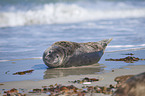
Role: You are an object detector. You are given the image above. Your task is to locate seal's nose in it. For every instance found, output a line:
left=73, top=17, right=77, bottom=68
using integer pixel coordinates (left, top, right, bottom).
left=45, top=55, right=50, bottom=60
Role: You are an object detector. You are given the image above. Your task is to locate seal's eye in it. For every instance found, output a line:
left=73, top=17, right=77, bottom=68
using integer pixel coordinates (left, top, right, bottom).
left=49, top=51, right=51, bottom=53
left=56, top=56, right=59, bottom=58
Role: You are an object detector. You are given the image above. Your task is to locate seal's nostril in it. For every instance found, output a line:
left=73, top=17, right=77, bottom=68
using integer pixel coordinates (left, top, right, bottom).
left=45, top=56, right=48, bottom=60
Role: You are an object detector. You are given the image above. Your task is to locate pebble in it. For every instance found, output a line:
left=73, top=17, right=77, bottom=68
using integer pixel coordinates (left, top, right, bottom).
left=83, top=82, right=92, bottom=85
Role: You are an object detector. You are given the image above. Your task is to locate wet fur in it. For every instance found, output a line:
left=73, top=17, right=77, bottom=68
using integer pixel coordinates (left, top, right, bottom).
left=43, top=39, right=112, bottom=68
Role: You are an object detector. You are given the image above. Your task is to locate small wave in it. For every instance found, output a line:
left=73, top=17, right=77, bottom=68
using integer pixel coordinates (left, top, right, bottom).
left=0, top=57, right=42, bottom=62
left=0, top=49, right=36, bottom=53
left=0, top=60, right=10, bottom=62
left=108, top=44, right=145, bottom=48
left=106, top=44, right=145, bottom=53
left=106, top=47, right=145, bottom=53
left=0, top=3, right=145, bottom=27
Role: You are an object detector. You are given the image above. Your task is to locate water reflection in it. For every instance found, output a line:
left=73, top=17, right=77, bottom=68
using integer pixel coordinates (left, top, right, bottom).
left=43, top=63, right=105, bottom=79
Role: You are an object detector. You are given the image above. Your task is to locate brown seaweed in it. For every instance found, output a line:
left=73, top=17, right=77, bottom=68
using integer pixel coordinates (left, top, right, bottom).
left=13, top=70, right=34, bottom=75
left=122, top=53, right=134, bottom=55
left=28, top=84, right=116, bottom=95
left=68, top=77, right=99, bottom=84
left=2, top=83, right=117, bottom=95
left=0, top=83, right=4, bottom=85
left=3, top=88, right=26, bottom=96
left=105, top=56, right=144, bottom=63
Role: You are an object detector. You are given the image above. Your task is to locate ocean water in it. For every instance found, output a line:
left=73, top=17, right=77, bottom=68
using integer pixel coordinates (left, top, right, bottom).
left=0, top=0, right=145, bottom=82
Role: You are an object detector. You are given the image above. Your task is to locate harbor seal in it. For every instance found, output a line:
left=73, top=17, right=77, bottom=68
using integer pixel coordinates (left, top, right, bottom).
left=43, top=38, right=112, bottom=68
left=113, top=72, right=145, bottom=96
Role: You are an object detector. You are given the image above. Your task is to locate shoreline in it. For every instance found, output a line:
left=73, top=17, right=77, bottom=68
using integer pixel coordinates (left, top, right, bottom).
left=0, top=65, right=145, bottom=95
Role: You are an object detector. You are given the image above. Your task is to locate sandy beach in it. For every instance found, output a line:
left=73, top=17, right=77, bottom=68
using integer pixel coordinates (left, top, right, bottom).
left=0, top=65, right=145, bottom=96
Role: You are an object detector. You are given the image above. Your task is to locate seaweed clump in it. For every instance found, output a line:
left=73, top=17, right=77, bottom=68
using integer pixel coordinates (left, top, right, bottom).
left=105, top=56, right=144, bottom=63
left=1, top=84, right=116, bottom=96
left=29, top=84, right=116, bottom=95
left=13, top=70, right=34, bottom=75
left=2, top=88, right=26, bottom=96
left=68, top=77, right=100, bottom=84
left=122, top=53, right=134, bottom=55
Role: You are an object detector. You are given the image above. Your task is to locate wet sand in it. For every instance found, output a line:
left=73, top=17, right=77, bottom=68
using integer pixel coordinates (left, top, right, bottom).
left=0, top=65, right=145, bottom=96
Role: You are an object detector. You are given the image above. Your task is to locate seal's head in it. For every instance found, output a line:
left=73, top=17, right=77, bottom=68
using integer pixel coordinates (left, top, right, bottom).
left=43, top=46, right=64, bottom=68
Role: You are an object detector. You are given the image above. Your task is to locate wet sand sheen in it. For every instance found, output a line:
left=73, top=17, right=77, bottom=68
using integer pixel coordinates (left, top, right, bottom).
left=0, top=65, right=145, bottom=96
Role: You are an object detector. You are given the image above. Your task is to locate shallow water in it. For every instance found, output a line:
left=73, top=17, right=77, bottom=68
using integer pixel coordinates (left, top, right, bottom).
left=0, top=49, right=145, bottom=82
left=0, top=0, right=145, bottom=82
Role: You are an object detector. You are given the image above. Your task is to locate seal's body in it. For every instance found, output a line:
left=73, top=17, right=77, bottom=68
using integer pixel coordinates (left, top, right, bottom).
left=43, top=39, right=112, bottom=68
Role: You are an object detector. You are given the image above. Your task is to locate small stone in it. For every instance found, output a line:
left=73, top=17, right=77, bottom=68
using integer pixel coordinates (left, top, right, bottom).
left=83, top=82, right=91, bottom=85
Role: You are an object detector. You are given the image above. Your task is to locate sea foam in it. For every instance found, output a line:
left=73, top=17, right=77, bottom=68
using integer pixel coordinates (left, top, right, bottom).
left=106, top=44, right=145, bottom=52
left=0, top=3, right=145, bottom=27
